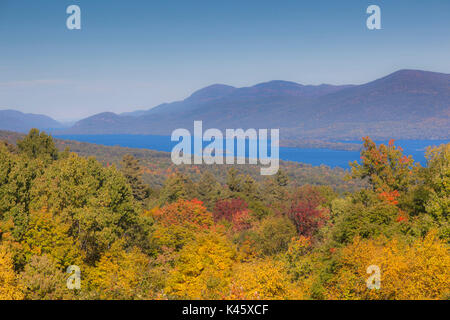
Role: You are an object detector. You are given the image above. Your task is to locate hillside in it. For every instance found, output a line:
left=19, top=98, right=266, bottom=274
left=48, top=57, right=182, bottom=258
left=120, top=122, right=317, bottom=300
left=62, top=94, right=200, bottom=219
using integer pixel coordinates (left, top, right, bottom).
left=0, top=129, right=448, bottom=301
left=0, top=129, right=361, bottom=191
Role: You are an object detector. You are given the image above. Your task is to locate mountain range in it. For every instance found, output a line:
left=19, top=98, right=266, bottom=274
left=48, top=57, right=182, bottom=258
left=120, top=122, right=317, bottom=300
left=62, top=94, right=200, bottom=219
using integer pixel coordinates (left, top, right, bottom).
left=1, top=70, right=449, bottom=140
left=0, top=110, right=64, bottom=133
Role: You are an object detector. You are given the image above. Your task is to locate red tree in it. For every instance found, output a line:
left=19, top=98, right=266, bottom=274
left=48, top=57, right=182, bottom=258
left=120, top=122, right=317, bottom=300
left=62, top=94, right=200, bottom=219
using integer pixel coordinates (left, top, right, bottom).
left=213, top=198, right=251, bottom=231
left=213, top=198, right=248, bottom=222
left=286, top=185, right=328, bottom=237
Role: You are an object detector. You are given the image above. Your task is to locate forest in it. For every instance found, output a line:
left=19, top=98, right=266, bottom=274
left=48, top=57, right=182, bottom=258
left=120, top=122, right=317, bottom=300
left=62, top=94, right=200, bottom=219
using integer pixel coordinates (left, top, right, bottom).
left=0, top=129, right=448, bottom=300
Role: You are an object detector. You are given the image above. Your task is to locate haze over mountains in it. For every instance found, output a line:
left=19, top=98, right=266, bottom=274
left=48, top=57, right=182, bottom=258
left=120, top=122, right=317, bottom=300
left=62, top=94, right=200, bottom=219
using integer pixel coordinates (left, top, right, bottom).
left=0, top=110, right=64, bottom=133
left=2, top=70, right=449, bottom=140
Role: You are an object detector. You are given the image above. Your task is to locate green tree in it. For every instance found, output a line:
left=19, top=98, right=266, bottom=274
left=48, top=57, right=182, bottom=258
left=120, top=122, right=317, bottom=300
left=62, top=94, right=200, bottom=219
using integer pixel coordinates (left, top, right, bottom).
left=120, top=154, right=150, bottom=202
left=17, top=129, right=58, bottom=162
left=0, top=145, right=46, bottom=241
left=251, top=216, right=297, bottom=256
left=226, top=168, right=243, bottom=194
left=241, top=175, right=259, bottom=200
left=159, top=172, right=196, bottom=205
left=275, top=169, right=289, bottom=187
left=30, top=153, right=140, bottom=264
left=196, top=171, right=221, bottom=210
left=330, top=190, right=402, bottom=244
left=423, top=144, right=449, bottom=223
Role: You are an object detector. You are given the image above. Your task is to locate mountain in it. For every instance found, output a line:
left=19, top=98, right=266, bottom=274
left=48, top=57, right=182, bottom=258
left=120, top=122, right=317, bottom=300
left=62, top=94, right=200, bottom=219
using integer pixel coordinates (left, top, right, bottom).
left=0, top=110, right=63, bottom=133
left=32, top=70, right=450, bottom=139
left=121, top=84, right=237, bottom=118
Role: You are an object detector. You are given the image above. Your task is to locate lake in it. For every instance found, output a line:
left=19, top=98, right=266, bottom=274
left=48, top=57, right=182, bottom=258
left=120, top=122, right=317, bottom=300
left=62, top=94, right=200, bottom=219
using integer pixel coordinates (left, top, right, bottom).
left=54, top=135, right=449, bottom=168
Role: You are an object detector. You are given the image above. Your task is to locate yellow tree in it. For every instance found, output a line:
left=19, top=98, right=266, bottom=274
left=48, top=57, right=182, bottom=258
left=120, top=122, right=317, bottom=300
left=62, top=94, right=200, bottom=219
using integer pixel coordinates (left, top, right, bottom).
left=325, top=230, right=450, bottom=300
left=21, top=208, right=82, bottom=269
left=87, top=241, right=152, bottom=300
left=227, top=258, right=302, bottom=300
left=165, top=231, right=236, bottom=299
left=0, top=244, right=23, bottom=300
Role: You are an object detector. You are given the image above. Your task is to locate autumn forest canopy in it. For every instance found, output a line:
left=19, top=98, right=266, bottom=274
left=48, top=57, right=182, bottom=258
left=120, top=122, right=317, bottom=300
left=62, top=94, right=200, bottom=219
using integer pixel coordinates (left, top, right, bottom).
left=0, top=129, right=449, bottom=300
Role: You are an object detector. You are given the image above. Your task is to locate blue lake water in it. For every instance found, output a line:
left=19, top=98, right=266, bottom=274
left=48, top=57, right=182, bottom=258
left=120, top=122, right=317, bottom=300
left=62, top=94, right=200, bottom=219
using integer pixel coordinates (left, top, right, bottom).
left=54, top=135, right=449, bottom=169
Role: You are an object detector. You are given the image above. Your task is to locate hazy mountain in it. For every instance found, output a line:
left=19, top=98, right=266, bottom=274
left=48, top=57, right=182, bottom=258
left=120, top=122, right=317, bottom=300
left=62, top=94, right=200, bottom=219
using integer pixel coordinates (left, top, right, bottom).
left=0, top=110, right=63, bottom=133
left=24, top=70, right=450, bottom=139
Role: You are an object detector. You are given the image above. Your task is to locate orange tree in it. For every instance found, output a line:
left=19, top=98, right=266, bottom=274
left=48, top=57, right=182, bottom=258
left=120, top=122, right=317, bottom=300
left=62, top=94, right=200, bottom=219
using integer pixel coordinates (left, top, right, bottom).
left=151, top=199, right=214, bottom=250
left=349, top=137, right=417, bottom=196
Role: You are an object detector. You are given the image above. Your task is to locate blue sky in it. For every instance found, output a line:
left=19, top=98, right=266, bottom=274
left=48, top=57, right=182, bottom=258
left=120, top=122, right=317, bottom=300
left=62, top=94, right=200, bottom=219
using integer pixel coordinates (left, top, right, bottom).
left=0, top=0, right=449, bottom=121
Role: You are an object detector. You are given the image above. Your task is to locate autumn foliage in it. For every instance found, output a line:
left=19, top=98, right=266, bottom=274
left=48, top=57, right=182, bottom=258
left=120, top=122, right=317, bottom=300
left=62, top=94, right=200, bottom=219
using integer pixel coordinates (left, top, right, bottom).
left=213, top=198, right=252, bottom=231
left=286, top=185, right=329, bottom=237
left=0, top=130, right=449, bottom=300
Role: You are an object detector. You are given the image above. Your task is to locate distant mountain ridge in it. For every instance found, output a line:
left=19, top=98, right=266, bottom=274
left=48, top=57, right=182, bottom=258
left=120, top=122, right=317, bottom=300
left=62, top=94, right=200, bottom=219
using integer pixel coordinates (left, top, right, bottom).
left=0, top=110, right=63, bottom=133
left=64, top=69, right=450, bottom=140
left=2, top=69, right=449, bottom=140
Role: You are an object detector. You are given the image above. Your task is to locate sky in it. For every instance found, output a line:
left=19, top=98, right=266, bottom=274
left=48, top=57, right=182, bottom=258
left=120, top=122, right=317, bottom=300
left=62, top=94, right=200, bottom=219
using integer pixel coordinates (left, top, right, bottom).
left=0, top=0, right=449, bottom=121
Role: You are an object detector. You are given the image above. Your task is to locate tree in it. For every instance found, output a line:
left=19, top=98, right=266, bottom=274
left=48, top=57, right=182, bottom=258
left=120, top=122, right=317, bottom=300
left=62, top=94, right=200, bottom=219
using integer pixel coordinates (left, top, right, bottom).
left=349, top=137, right=416, bottom=194
left=17, top=129, right=58, bottom=161
left=165, top=232, right=236, bottom=299
left=213, top=198, right=248, bottom=223
left=423, top=144, right=449, bottom=224
left=227, top=258, right=301, bottom=300
left=325, top=230, right=450, bottom=300
left=0, top=146, right=46, bottom=241
left=29, top=153, right=140, bottom=264
left=21, top=208, right=82, bottom=269
left=260, top=175, right=288, bottom=214
left=152, top=199, right=213, bottom=250
left=19, top=255, right=74, bottom=300
left=196, top=171, right=221, bottom=210
left=120, top=154, right=150, bottom=202
left=283, top=236, right=318, bottom=294
left=275, top=169, right=289, bottom=187
left=159, top=173, right=196, bottom=205
left=250, top=216, right=297, bottom=256
left=330, top=190, right=401, bottom=244
left=241, top=175, right=259, bottom=200
left=0, top=141, right=17, bottom=154
left=87, top=241, right=152, bottom=300
left=226, top=168, right=243, bottom=194
left=0, top=244, right=23, bottom=300
left=286, top=185, right=329, bottom=237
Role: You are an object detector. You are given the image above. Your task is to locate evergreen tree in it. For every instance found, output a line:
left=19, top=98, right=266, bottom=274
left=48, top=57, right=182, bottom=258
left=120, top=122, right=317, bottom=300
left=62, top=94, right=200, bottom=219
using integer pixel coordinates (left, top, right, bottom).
left=242, top=175, right=258, bottom=200
left=226, top=168, right=243, bottom=194
left=120, top=154, right=150, bottom=202
left=197, top=171, right=221, bottom=210
left=17, top=129, right=58, bottom=161
left=275, top=169, right=289, bottom=187
left=159, top=172, right=196, bottom=205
